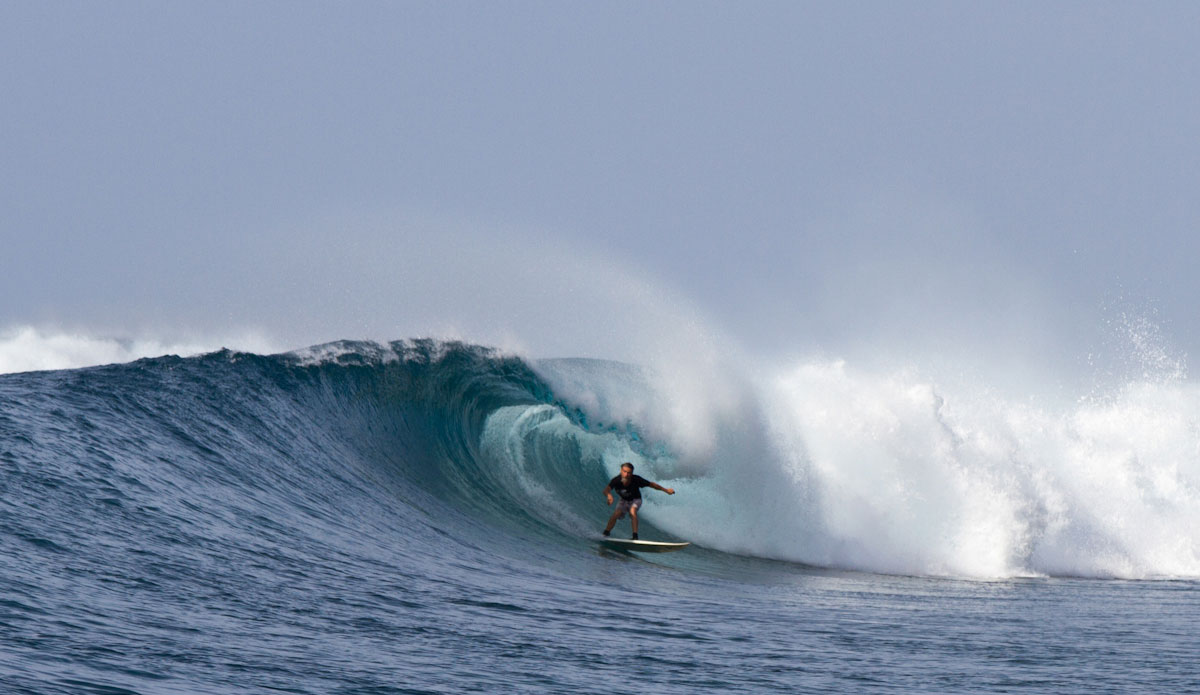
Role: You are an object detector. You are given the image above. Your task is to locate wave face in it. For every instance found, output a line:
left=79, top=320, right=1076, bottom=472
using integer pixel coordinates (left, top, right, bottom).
left=4, top=339, right=1200, bottom=589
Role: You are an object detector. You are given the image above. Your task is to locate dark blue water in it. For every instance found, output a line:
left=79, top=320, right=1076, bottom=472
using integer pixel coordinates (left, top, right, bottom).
left=1, top=341, right=1196, bottom=693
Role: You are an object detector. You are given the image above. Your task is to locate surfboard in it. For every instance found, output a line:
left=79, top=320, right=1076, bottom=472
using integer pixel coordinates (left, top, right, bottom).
left=599, top=538, right=691, bottom=553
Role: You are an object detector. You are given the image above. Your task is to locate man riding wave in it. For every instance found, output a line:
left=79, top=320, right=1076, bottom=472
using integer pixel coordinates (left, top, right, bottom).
left=602, top=462, right=675, bottom=540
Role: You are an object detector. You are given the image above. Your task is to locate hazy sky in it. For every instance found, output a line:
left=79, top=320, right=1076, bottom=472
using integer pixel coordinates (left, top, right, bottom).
left=4, top=2, right=1199, bottom=378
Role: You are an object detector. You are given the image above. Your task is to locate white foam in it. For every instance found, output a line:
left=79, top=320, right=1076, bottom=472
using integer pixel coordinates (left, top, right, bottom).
left=690, top=359, right=1200, bottom=579
left=0, top=325, right=278, bottom=374
left=536, top=348, right=1200, bottom=579
left=286, top=340, right=402, bottom=367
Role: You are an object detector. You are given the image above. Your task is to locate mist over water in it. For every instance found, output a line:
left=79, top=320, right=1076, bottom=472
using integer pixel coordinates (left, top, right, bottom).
left=3, top=199, right=1197, bottom=582
left=4, top=255, right=1199, bottom=581
left=524, top=302, right=1200, bottom=580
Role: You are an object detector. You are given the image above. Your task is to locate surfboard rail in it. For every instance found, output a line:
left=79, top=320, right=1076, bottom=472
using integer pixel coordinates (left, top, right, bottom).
left=598, top=538, right=691, bottom=553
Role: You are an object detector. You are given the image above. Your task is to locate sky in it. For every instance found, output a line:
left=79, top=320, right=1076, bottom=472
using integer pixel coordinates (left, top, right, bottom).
left=3, top=1, right=1199, bottom=381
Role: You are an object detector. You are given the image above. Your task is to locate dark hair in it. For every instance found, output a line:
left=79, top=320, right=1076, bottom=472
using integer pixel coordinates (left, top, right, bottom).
left=620, top=462, right=634, bottom=471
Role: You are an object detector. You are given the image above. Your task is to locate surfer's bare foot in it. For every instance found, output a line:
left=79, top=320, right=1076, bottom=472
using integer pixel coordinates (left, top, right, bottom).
left=602, top=529, right=610, bottom=536
left=631, top=533, right=638, bottom=540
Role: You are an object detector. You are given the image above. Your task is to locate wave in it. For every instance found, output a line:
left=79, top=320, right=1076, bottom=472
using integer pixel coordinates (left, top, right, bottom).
left=3, top=338, right=1199, bottom=580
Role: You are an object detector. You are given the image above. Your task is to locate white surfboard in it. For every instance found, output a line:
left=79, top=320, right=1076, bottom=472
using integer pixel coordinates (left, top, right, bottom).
left=599, top=538, right=691, bottom=553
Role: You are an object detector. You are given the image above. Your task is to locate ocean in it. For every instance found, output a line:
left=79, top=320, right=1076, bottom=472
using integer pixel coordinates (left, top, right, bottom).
left=1, top=339, right=1197, bottom=694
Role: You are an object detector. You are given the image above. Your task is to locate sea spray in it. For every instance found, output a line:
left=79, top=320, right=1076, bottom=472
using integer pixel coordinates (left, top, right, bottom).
left=0, top=324, right=276, bottom=374
left=534, top=350, right=1200, bottom=579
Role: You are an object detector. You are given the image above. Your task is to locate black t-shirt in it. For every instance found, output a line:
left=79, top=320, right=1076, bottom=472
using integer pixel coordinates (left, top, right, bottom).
left=609, top=474, right=650, bottom=501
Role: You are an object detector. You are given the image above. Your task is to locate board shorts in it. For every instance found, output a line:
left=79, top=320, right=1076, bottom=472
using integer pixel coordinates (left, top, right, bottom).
left=615, top=497, right=643, bottom=514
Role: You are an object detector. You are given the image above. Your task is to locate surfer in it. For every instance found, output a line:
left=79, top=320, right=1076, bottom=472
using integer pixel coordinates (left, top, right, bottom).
left=602, top=462, right=674, bottom=540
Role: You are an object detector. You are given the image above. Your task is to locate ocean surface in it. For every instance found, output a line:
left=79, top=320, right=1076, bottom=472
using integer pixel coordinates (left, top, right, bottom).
left=1, top=340, right=1197, bottom=694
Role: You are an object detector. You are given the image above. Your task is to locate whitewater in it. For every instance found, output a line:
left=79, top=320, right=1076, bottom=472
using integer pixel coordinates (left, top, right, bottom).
left=2, top=338, right=1198, bottom=693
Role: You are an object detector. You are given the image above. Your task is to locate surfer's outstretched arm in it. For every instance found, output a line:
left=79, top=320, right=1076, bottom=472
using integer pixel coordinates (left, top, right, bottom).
left=648, top=481, right=675, bottom=495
